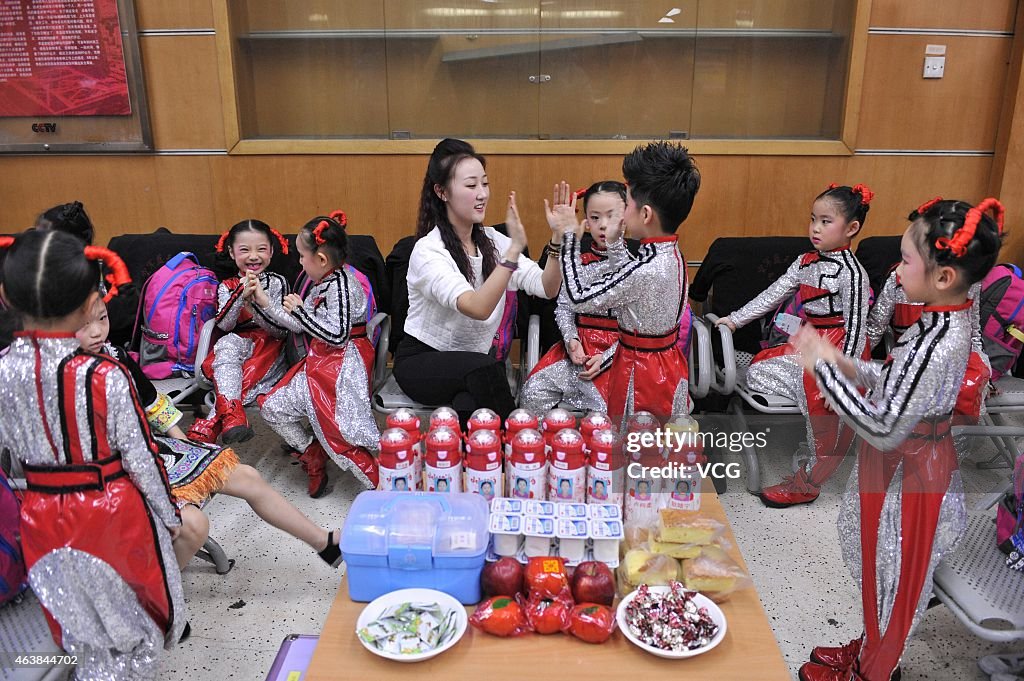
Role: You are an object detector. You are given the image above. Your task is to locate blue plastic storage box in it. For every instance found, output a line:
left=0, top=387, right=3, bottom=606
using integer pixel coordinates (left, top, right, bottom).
left=340, top=491, right=490, bottom=604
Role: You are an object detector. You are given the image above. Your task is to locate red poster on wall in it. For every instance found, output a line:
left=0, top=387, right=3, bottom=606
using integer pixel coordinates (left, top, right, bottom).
left=0, top=0, right=131, bottom=117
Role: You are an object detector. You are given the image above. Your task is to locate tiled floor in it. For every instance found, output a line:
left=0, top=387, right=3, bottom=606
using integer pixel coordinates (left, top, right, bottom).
left=14, top=412, right=1017, bottom=680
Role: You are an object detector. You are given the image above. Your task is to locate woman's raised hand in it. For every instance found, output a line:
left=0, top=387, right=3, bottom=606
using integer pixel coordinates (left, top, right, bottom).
left=505, top=190, right=528, bottom=256
left=544, top=181, right=577, bottom=237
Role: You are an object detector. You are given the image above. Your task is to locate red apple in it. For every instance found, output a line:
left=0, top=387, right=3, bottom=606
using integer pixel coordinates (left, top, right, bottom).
left=570, top=561, right=615, bottom=606
left=481, top=557, right=525, bottom=598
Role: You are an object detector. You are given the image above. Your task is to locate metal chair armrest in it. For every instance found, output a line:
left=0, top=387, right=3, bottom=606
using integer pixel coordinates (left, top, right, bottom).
left=372, top=315, right=392, bottom=392
left=525, top=314, right=540, bottom=377
left=688, top=315, right=712, bottom=399
left=704, top=313, right=736, bottom=395
left=194, top=319, right=217, bottom=389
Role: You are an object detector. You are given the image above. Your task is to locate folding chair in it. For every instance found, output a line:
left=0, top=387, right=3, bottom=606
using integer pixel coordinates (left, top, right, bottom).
left=975, top=374, right=1024, bottom=469
left=154, top=316, right=216, bottom=412
left=0, top=590, right=67, bottom=681
left=932, top=444, right=1024, bottom=643
left=699, top=312, right=802, bottom=494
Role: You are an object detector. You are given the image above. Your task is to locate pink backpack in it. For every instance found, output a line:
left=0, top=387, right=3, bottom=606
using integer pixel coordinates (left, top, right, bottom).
left=0, top=468, right=26, bottom=606
left=979, top=264, right=1024, bottom=381
left=134, top=252, right=218, bottom=379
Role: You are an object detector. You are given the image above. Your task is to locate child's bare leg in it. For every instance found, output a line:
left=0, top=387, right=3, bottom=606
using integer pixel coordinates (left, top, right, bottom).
left=219, top=463, right=334, bottom=551
left=174, top=504, right=210, bottom=569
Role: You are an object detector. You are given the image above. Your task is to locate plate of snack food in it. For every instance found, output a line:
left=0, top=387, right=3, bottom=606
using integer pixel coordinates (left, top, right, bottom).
left=356, top=588, right=468, bottom=662
left=616, top=581, right=726, bottom=659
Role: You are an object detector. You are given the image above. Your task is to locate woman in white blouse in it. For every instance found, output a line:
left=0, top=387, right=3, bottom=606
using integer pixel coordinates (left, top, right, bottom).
left=394, top=138, right=563, bottom=423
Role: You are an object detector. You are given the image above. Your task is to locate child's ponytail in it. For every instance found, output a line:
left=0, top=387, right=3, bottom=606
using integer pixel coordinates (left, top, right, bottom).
left=909, top=197, right=1004, bottom=287
left=214, top=219, right=287, bottom=274
left=1, top=231, right=120, bottom=319
left=818, top=183, right=873, bottom=230
left=301, top=211, right=350, bottom=268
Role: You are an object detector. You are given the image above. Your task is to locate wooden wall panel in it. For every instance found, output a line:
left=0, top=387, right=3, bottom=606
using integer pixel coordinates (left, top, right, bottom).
left=141, top=36, right=227, bottom=150
left=857, top=34, right=1011, bottom=150
left=0, top=156, right=217, bottom=233
left=990, top=1, right=1024, bottom=268
left=1, top=153, right=1006, bottom=264
left=135, top=0, right=215, bottom=30
left=870, top=0, right=1017, bottom=31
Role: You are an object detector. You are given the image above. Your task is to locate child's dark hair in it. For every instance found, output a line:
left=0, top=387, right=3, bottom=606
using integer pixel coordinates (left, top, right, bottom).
left=214, top=219, right=289, bottom=265
left=907, top=197, right=1004, bottom=288
left=622, top=142, right=701, bottom=233
left=577, top=181, right=627, bottom=213
left=816, top=183, right=873, bottom=233
left=416, top=138, right=499, bottom=284
left=299, top=211, right=349, bottom=269
left=0, top=231, right=130, bottom=319
left=35, top=201, right=95, bottom=245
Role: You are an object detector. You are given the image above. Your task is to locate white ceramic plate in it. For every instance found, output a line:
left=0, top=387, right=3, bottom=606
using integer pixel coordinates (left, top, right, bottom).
left=355, top=588, right=468, bottom=663
left=616, top=586, right=727, bottom=659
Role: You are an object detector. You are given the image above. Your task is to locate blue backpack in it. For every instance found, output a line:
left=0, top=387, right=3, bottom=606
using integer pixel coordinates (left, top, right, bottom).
left=0, top=468, right=27, bottom=606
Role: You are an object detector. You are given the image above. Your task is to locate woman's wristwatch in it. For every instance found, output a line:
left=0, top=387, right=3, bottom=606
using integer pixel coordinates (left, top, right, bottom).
left=500, top=258, right=519, bottom=271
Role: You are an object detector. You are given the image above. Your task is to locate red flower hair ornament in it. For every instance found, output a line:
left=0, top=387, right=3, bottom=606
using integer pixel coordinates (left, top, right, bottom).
left=826, top=182, right=874, bottom=206
left=84, top=246, right=132, bottom=303
left=216, top=227, right=289, bottom=255
left=915, top=196, right=943, bottom=216
left=935, top=197, right=1004, bottom=258
left=313, top=220, right=331, bottom=246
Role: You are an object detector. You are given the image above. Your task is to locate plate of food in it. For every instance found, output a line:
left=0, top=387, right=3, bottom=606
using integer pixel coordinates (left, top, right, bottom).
left=355, top=588, right=467, bottom=662
left=616, top=581, right=726, bottom=659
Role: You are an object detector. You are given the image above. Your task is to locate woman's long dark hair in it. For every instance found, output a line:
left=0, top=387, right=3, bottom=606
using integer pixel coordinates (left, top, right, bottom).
left=416, top=138, right=499, bottom=285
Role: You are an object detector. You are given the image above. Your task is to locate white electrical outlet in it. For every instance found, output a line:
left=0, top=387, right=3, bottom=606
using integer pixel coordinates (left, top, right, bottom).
left=924, top=55, right=945, bottom=79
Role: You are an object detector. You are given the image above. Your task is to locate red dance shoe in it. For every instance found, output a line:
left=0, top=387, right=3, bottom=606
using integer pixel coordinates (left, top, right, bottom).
left=220, top=398, right=255, bottom=444
left=799, top=661, right=855, bottom=681
left=811, top=639, right=862, bottom=670
left=348, top=448, right=379, bottom=490
left=760, top=468, right=820, bottom=508
left=186, top=416, right=221, bottom=444
left=299, top=441, right=329, bottom=498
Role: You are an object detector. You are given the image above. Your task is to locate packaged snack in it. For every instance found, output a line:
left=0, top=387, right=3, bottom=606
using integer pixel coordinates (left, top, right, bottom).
left=622, top=582, right=719, bottom=652
left=589, top=518, right=624, bottom=564
left=470, top=596, right=530, bottom=637
left=525, top=500, right=556, bottom=517
left=564, top=603, right=616, bottom=644
left=358, top=601, right=459, bottom=655
left=557, top=502, right=588, bottom=519
left=556, top=518, right=589, bottom=563
left=523, top=515, right=556, bottom=557
left=588, top=503, right=622, bottom=520
left=525, top=556, right=569, bottom=598
left=521, top=586, right=573, bottom=635
left=680, top=545, right=753, bottom=602
left=650, top=537, right=702, bottom=560
left=657, top=509, right=724, bottom=545
left=491, top=498, right=524, bottom=514
left=623, top=524, right=651, bottom=552
left=618, top=549, right=680, bottom=592
left=489, top=513, right=523, bottom=557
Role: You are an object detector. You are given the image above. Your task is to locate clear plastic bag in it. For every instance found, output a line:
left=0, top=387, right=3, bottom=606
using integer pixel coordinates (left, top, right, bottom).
left=680, top=545, right=753, bottom=602
left=617, top=549, right=681, bottom=594
left=470, top=596, right=531, bottom=637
